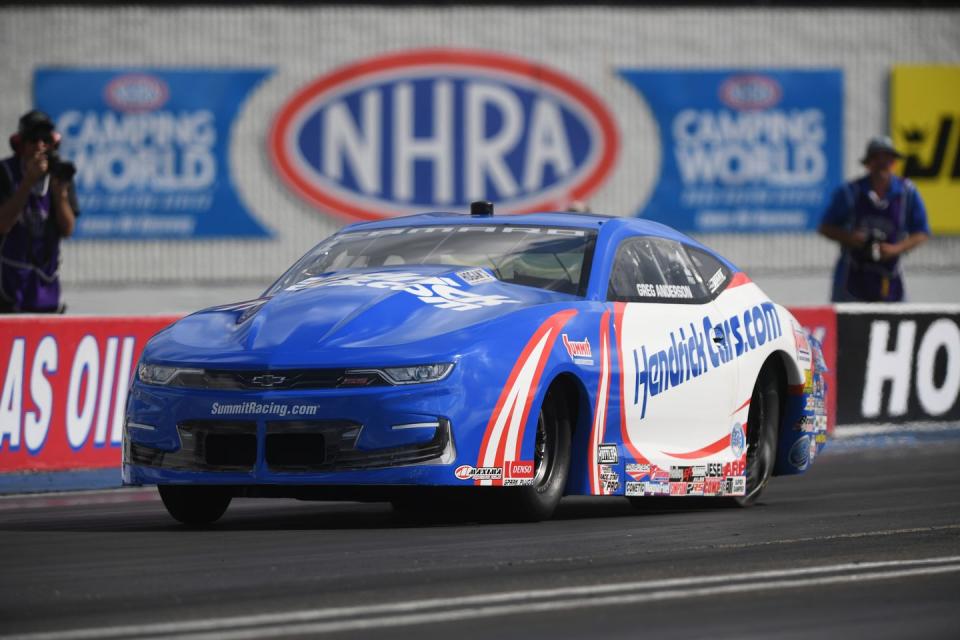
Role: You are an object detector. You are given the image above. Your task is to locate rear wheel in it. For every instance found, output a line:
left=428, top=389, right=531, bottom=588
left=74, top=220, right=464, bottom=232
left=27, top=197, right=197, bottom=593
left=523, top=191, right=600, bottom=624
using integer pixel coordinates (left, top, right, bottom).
left=158, top=485, right=232, bottom=525
left=503, top=385, right=572, bottom=521
left=732, top=363, right=782, bottom=507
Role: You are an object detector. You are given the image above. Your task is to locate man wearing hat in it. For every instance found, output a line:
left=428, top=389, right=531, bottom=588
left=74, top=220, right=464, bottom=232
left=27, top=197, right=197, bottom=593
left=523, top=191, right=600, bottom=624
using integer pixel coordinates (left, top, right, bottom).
left=0, top=109, right=78, bottom=313
left=818, top=135, right=930, bottom=302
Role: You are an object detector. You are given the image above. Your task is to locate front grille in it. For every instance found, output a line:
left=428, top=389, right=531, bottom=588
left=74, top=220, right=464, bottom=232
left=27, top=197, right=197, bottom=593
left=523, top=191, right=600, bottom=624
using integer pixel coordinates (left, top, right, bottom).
left=166, top=369, right=388, bottom=391
left=127, top=419, right=452, bottom=473
left=125, top=421, right=258, bottom=472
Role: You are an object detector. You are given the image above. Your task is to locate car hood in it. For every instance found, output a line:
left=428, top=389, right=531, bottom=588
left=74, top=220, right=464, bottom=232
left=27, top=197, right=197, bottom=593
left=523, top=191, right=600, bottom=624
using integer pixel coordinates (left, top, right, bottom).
left=143, top=266, right=577, bottom=367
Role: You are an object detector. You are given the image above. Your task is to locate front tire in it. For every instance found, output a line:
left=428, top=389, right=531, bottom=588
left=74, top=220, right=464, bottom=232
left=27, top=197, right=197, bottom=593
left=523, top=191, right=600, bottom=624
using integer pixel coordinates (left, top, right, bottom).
left=732, top=363, right=782, bottom=507
left=503, top=385, right=572, bottom=521
left=158, top=485, right=232, bottom=525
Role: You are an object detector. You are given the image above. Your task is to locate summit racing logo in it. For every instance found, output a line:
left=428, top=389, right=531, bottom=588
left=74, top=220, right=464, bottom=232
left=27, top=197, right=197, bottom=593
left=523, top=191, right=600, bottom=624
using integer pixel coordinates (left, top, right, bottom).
left=562, top=334, right=593, bottom=365
left=269, top=48, right=618, bottom=221
left=285, top=271, right=518, bottom=311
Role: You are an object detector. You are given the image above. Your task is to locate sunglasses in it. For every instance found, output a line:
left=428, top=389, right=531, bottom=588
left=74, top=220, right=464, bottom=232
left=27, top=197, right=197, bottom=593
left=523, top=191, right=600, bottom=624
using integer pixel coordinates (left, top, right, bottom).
left=25, top=131, right=54, bottom=145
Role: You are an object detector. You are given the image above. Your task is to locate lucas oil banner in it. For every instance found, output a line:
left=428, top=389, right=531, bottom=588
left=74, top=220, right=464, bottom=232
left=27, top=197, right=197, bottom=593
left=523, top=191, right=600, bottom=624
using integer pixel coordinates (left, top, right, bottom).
left=891, top=65, right=960, bottom=235
left=35, top=69, right=272, bottom=239
left=0, top=316, right=178, bottom=472
left=619, top=70, right=843, bottom=232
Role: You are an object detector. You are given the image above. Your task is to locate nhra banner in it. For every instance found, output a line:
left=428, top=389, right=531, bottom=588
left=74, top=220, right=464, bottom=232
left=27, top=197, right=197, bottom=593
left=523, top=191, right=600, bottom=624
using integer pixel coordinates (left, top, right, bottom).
left=269, top=48, right=619, bottom=222
left=0, top=316, right=178, bottom=472
left=891, top=65, right=960, bottom=235
left=35, top=68, right=272, bottom=239
left=618, top=69, right=843, bottom=232
left=836, top=307, right=960, bottom=425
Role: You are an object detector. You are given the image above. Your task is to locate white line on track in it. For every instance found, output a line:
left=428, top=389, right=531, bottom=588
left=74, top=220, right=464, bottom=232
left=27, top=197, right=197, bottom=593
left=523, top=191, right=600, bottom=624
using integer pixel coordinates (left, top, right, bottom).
left=6, top=555, right=960, bottom=640
left=0, top=487, right=158, bottom=511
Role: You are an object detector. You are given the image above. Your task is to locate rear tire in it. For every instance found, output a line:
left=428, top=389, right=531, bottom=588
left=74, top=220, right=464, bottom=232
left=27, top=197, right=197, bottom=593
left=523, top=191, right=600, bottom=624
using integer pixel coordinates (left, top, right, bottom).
left=731, top=363, right=781, bottom=507
left=503, top=385, right=572, bottom=522
left=158, top=485, right=232, bottom=525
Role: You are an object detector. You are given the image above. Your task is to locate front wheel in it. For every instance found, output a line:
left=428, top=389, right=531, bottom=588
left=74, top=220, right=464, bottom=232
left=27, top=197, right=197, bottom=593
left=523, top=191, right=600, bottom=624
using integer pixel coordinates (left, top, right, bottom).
left=731, top=363, right=782, bottom=507
left=503, top=386, right=572, bottom=521
left=158, top=485, right=232, bottom=525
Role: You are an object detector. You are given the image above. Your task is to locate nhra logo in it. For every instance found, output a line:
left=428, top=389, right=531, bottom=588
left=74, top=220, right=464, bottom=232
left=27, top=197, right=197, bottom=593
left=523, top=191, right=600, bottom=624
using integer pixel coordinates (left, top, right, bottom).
left=269, top=48, right=618, bottom=221
left=719, top=75, right=782, bottom=111
left=103, top=74, right=169, bottom=112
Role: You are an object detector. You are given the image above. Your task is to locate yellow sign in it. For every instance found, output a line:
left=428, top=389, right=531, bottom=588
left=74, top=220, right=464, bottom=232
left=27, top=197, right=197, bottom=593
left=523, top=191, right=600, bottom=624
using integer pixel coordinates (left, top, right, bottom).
left=891, top=65, right=960, bottom=234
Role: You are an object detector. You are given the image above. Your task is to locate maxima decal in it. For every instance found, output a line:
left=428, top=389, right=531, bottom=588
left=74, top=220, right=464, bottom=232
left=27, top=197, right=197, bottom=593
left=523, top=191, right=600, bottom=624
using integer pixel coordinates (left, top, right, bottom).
left=270, top=49, right=618, bottom=221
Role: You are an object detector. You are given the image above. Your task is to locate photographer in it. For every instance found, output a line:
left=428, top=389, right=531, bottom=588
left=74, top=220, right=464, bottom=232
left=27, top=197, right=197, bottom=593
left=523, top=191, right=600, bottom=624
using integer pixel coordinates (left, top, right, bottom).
left=818, top=136, right=930, bottom=302
left=0, top=110, right=78, bottom=313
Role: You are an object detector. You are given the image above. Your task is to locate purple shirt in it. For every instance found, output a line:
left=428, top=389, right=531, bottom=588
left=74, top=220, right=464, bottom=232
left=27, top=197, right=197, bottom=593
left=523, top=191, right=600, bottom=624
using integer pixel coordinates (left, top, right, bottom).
left=0, top=156, right=66, bottom=311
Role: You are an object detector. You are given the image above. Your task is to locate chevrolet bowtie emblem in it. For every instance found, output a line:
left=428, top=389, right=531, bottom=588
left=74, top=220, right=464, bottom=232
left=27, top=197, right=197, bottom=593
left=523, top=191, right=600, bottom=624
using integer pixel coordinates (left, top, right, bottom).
left=250, top=374, right=287, bottom=387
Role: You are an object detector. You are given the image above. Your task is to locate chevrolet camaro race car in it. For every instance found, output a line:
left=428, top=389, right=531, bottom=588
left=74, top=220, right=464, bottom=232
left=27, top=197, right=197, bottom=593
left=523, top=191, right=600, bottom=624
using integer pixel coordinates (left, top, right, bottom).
left=123, top=203, right=829, bottom=524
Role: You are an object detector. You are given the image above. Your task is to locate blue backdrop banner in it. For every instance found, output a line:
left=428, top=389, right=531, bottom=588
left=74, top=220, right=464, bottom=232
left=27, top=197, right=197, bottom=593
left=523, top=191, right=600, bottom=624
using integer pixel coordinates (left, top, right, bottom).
left=35, top=69, right=272, bottom=239
left=618, top=69, right=843, bottom=233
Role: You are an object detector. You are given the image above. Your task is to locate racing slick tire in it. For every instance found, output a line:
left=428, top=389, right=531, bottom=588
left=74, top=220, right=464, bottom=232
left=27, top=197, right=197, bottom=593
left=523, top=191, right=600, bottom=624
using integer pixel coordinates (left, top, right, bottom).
left=730, top=361, right=782, bottom=508
left=158, top=485, right=232, bottom=525
left=502, top=385, right=572, bottom=522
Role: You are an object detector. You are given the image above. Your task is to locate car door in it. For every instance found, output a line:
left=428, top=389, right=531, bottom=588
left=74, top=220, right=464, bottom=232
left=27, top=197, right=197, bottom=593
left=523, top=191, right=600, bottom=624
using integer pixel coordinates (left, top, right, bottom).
left=610, top=236, right=737, bottom=467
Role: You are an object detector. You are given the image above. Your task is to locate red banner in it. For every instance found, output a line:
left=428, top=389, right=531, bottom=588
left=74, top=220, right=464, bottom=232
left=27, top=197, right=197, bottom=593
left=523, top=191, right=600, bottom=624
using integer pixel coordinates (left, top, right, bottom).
left=0, top=316, right=179, bottom=472
left=788, top=306, right=838, bottom=433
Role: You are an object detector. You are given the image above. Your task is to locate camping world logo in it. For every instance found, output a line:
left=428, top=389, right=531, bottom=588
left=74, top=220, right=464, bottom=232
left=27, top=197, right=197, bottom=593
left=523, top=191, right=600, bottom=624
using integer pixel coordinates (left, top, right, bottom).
left=269, top=48, right=618, bottom=221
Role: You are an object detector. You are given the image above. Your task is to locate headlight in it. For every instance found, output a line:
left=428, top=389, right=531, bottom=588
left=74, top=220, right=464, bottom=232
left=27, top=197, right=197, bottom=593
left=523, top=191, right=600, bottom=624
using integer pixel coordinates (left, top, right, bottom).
left=352, top=363, right=454, bottom=385
left=137, top=363, right=204, bottom=386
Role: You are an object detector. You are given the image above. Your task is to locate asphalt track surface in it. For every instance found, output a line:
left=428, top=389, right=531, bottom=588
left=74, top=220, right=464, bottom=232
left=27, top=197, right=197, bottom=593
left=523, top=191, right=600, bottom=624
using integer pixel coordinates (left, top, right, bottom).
left=2, top=438, right=959, bottom=640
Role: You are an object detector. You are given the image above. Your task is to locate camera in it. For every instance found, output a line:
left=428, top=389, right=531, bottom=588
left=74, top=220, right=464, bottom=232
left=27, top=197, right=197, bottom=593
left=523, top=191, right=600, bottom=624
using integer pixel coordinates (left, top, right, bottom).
left=860, top=227, right=888, bottom=263
left=46, top=150, right=76, bottom=182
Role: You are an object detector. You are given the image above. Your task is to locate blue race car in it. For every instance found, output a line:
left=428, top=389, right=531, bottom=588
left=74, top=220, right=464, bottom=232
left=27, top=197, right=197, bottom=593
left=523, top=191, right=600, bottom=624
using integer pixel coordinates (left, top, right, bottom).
left=124, top=202, right=828, bottom=524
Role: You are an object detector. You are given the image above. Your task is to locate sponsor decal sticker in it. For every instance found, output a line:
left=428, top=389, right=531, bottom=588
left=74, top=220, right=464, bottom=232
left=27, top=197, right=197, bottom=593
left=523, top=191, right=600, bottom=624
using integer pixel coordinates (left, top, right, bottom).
left=454, top=465, right=502, bottom=481
left=456, top=268, right=496, bottom=285
left=562, top=334, right=594, bottom=365
left=210, top=402, right=318, bottom=417
left=270, top=48, right=618, bottom=222
left=503, top=459, right=535, bottom=486
left=789, top=435, right=812, bottom=471
left=286, top=271, right=519, bottom=311
left=629, top=302, right=783, bottom=421
left=730, top=422, right=745, bottom=458
left=597, top=443, right=618, bottom=465
left=625, top=481, right=644, bottom=497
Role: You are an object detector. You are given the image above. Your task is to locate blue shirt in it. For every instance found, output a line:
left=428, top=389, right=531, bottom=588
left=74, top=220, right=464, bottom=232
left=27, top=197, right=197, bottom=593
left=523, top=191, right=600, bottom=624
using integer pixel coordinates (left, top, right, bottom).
left=821, top=175, right=930, bottom=302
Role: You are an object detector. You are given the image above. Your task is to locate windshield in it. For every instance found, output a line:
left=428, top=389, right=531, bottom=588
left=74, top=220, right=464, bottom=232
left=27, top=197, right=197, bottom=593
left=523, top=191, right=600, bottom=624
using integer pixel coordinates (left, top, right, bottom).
left=266, top=225, right=597, bottom=297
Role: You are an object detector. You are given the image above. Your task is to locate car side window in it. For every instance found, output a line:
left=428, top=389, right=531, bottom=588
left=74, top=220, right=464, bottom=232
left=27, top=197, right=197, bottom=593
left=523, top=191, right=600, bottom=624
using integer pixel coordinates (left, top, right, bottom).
left=607, top=237, right=712, bottom=303
left=686, top=246, right=732, bottom=298
left=607, top=238, right=666, bottom=303
left=648, top=239, right=710, bottom=301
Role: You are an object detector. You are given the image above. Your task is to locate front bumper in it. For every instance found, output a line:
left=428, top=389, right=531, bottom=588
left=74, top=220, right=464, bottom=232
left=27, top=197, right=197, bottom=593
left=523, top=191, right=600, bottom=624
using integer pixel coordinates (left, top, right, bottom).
left=122, top=377, right=466, bottom=487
